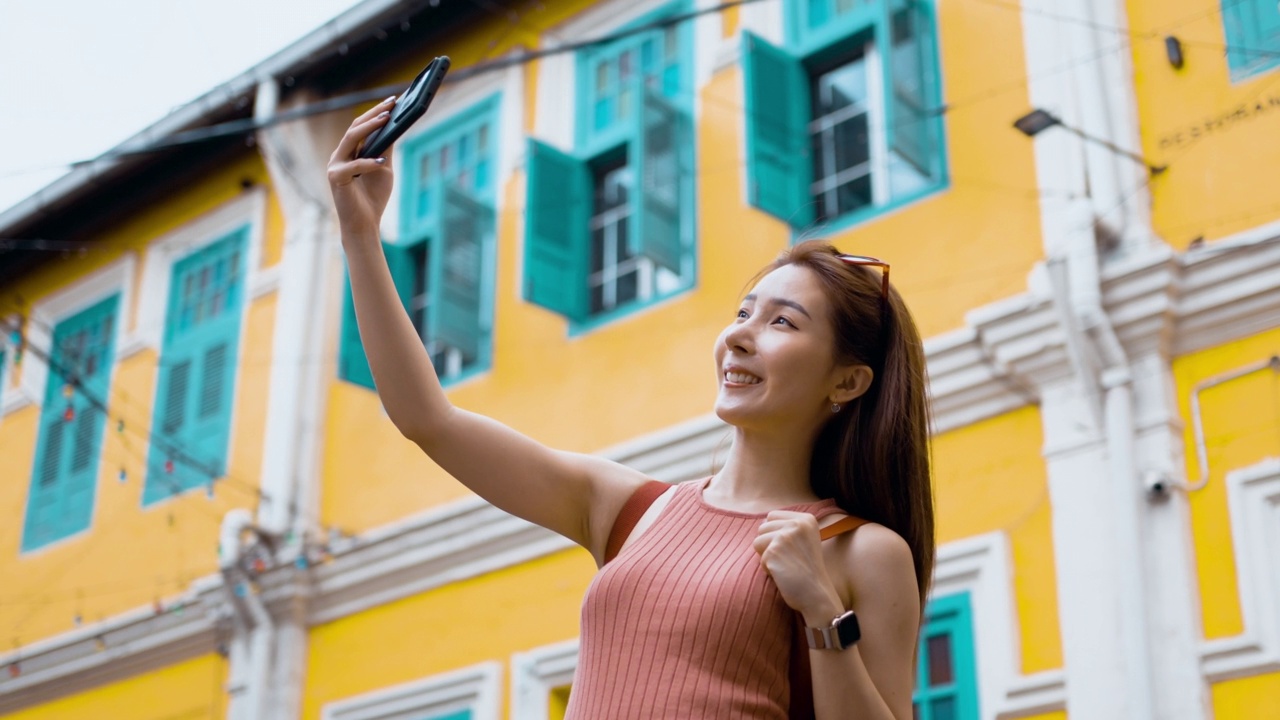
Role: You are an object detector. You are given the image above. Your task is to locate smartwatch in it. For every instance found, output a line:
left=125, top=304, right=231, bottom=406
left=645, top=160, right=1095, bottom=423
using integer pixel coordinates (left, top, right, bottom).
left=804, top=610, right=861, bottom=651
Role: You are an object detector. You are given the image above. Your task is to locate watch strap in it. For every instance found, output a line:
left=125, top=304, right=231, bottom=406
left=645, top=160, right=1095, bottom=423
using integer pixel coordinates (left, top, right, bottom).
left=805, top=610, right=858, bottom=650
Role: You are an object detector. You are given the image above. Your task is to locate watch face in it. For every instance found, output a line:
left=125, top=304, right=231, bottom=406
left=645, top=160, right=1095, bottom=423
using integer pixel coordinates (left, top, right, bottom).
left=836, top=611, right=861, bottom=648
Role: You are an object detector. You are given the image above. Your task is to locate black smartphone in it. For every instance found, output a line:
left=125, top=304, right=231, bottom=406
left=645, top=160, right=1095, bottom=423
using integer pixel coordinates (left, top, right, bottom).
left=358, top=56, right=451, bottom=159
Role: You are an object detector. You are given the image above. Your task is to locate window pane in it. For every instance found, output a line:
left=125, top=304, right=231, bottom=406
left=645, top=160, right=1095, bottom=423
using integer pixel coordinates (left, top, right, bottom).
left=834, top=114, right=870, bottom=174
left=816, top=57, right=867, bottom=115
left=616, top=270, right=639, bottom=306
left=596, top=61, right=610, bottom=94
left=836, top=174, right=873, bottom=215
left=927, top=632, right=954, bottom=686
left=619, top=49, right=634, bottom=83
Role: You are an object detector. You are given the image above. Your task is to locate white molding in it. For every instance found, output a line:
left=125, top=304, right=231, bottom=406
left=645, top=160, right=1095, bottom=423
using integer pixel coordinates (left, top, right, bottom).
left=320, top=661, right=502, bottom=720
left=931, top=533, right=1065, bottom=719
left=736, top=0, right=784, bottom=46
left=510, top=639, right=579, bottom=720
left=532, top=0, right=696, bottom=151
left=130, top=187, right=267, bottom=506
left=1200, top=458, right=1280, bottom=682
left=0, top=313, right=25, bottom=417
left=0, top=575, right=223, bottom=714
left=135, top=188, right=268, bottom=351
left=20, top=254, right=139, bottom=415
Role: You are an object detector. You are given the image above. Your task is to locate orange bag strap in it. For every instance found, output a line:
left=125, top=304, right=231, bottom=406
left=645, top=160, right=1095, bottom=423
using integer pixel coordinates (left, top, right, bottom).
left=790, top=515, right=869, bottom=720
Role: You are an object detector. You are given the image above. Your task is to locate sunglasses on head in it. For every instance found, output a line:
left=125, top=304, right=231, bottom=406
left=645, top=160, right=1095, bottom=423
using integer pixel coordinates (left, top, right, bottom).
left=836, top=254, right=890, bottom=300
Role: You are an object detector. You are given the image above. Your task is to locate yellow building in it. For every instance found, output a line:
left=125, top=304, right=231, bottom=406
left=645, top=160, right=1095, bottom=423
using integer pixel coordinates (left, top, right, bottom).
left=1, top=0, right=1278, bottom=718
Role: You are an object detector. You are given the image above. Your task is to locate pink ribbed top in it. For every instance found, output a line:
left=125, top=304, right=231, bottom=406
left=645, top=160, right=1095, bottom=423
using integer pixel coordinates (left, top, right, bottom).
left=565, top=477, right=842, bottom=719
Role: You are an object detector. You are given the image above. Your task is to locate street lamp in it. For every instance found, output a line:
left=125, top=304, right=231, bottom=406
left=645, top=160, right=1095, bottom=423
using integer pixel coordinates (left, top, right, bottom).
left=1013, top=108, right=1166, bottom=176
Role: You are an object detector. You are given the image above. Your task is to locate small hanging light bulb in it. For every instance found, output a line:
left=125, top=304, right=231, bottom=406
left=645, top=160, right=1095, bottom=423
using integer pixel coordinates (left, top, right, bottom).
left=63, top=383, right=74, bottom=399
left=64, top=405, right=75, bottom=422
left=164, top=459, right=174, bottom=474
left=94, top=636, right=106, bottom=652
left=117, top=419, right=125, bottom=433
left=118, top=468, right=127, bottom=483
left=7, top=663, right=18, bottom=678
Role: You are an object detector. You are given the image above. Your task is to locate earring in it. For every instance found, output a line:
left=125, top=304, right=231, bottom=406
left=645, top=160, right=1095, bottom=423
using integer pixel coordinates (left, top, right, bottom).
left=831, top=402, right=842, bottom=414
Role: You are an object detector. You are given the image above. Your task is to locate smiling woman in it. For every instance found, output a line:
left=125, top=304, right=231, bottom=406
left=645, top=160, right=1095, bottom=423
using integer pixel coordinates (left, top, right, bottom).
left=328, top=93, right=934, bottom=719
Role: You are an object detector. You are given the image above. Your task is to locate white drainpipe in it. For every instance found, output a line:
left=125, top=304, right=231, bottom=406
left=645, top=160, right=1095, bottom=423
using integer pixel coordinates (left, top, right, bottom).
left=1063, top=223, right=1155, bottom=720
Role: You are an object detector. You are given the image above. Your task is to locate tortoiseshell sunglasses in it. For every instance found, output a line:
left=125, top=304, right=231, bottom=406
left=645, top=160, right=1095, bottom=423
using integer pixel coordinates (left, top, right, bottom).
left=836, top=254, right=890, bottom=300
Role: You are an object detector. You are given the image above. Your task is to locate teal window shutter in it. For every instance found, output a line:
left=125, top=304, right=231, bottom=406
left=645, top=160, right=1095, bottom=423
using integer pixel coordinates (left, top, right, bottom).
left=914, top=592, right=980, bottom=720
left=1223, top=0, right=1280, bottom=80
left=23, top=293, right=119, bottom=550
left=338, top=273, right=375, bottom=390
left=338, top=239, right=417, bottom=390
left=742, top=32, right=814, bottom=227
left=145, top=228, right=246, bottom=504
left=629, top=82, right=684, bottom=273
left=886, top=0, right=942, bottom=179
left=429, top=185, right=492, bottom=361
left=524, top=138, right=591, bottom=320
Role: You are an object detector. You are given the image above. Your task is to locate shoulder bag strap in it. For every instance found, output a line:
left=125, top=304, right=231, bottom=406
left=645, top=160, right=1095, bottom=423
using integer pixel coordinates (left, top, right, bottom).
left=789, top=515, right=870, bottom=720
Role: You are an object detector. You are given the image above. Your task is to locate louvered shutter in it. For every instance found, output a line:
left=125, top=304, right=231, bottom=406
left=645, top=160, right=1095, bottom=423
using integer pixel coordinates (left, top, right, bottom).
left=22, top=294, right=118, bottom=550
left=742, top=32, right=814, bottom=227
left=429, top=186, right=491, bottom=361
left=146, top=227, right=246, bottom=503
left=523, top=139, right=591, bottom=320
left=886, top=0, right=941, bottom=179
left=629, top=83, right=683, bottom=273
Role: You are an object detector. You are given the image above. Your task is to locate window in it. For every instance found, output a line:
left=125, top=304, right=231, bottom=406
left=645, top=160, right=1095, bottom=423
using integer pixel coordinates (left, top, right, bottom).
left=914, top=592, right=979, bottom=720
left=143, top=227, right=248, bottom=504
left=22, top=294, right=120, bottom=551
left=744, top=0, right=944, bottom=230
left=524, top=2, right=694, bottom=328
left=1222, top=0, right=1280, bottom=81
left=339, top=97, right=499, bottom=388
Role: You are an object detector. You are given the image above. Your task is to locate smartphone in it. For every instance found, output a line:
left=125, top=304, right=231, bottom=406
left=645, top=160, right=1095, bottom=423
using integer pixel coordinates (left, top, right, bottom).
left=358, top=56, right=451, bottom=159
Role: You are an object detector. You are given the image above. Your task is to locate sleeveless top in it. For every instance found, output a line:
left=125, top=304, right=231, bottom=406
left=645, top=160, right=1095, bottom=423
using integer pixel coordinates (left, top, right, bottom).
left=564, top=477, right=845, bottom=719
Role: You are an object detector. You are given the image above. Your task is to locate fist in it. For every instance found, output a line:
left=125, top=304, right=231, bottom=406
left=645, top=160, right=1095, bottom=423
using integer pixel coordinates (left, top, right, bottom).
left=753, top=511, right=842, bottom=622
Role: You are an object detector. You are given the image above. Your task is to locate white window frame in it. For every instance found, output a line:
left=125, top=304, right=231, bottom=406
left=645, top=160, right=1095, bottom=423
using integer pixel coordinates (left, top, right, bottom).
left=320, top=661, right=502, bottom=720
left=0, top=312, right=22, bottom=417
left=1201, top=458, right=1280, bottom=681
left=134, top=188, right=266, bottom=504
left=17, top=254, right=139, bottom=418
left=510, top=639, right=579, bottom=720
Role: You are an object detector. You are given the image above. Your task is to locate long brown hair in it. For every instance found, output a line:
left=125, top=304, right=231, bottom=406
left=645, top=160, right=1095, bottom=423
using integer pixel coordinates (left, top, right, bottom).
left=757, top=240, right=936, bottom=607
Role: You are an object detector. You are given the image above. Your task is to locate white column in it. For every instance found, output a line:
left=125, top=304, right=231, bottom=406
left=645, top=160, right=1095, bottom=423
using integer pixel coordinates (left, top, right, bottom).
left=1039, top=380, right=1140, bottom=718
left=1129, top=352, right=1213, bottom=718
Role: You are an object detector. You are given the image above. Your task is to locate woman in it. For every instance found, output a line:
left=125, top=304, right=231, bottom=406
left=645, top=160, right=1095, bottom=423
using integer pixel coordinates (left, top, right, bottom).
left=328, top=97, right=934, bottom=720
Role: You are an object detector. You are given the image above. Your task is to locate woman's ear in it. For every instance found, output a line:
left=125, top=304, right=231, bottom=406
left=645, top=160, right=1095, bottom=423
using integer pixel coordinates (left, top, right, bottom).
left=831, top=365, right=874, bottom=405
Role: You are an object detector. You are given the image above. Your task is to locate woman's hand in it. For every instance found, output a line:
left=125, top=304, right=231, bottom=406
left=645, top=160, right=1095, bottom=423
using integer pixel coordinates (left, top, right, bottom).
left=753, top=510, right=845, bottom=623
left=328, top=96, right=398, bottom=242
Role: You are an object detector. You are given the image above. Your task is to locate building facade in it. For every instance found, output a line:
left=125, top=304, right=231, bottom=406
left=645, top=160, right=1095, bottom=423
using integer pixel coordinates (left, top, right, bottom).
left=1, top=0, right=1278, bottom=718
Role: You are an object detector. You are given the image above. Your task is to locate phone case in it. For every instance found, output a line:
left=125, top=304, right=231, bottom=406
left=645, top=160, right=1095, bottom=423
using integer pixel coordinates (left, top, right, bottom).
left=359, top=56, right=451, bottom=159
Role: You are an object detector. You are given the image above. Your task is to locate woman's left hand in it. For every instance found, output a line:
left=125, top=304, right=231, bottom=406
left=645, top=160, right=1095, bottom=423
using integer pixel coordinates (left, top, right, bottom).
left=753, top=510, right=844, bottom=623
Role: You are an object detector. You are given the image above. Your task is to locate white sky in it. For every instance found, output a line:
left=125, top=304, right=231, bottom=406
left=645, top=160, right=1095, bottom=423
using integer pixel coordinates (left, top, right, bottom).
left=0, top=0, right=365, bottom=217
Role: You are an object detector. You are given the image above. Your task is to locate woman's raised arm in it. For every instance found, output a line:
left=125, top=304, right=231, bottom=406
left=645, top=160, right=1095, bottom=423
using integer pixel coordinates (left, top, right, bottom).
left=327, top=99, right=648, bottom=563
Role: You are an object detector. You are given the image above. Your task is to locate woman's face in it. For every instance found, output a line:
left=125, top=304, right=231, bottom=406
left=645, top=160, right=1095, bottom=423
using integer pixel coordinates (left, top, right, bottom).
left=713, top=264, right=854, bottom=433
